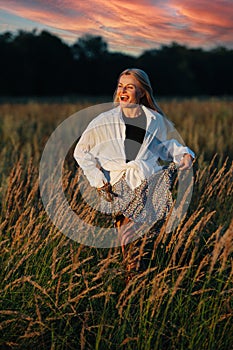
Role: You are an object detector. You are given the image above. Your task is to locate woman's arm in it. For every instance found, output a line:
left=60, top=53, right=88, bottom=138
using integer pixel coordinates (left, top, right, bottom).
left=154, top=115, right=195, bottom=168
left=73, top=128, right=107, bottom=188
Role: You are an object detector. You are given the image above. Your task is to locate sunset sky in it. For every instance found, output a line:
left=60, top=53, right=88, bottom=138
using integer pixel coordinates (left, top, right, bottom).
left=0, top=0, right=232, bottom=55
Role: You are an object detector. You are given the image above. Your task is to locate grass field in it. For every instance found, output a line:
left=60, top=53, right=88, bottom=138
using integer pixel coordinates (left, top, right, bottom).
left=0, top=98, right=232, bottom=349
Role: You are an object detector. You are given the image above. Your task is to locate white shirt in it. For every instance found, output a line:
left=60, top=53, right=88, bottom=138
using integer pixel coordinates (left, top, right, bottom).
left=74, top=105, right=195, bottom=190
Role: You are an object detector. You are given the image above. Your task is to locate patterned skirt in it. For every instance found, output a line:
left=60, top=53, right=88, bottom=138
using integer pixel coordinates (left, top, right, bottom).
left=98, top=162, right=177, bottom=226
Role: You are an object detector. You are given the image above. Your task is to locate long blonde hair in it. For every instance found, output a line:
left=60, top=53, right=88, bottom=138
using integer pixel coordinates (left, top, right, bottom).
left=113, top=68, right=164, bottom=115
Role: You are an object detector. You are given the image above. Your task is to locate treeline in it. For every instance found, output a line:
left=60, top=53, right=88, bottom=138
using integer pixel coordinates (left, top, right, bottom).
left=0, top=30, right=232, bottom=97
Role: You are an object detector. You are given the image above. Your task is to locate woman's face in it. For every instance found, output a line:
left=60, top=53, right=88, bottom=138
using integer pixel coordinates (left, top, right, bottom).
left=116, top=74, right=143, bottom=106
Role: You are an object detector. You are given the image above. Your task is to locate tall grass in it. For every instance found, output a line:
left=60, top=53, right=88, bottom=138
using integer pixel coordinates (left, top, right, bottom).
left=0, top=98, right=232, bottom=349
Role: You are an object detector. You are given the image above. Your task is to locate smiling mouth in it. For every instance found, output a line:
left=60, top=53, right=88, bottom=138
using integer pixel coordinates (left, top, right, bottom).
left=120, top=95, right=129, bottom=102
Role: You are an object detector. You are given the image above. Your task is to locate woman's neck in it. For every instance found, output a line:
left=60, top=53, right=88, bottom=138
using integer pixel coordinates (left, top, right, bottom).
left=122, top=105, right=142, bottom=118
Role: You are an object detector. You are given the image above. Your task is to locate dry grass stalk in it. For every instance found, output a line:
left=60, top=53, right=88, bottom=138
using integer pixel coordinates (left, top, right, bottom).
left=4, top=249, right=35, bottom=282
left=148, top=275, right=170, bottom=319
left=168, top=265, right=189, bottom=302
left=0, top=319, right=19, bottom=331
left=193, top=254, right=211, bottom=283
left=219, top=219, right=233, bottom=273
left=55, top=275, right=62, bottom=308
left=66, top=281, right=104, bottom=305
left=34, top=294, right=42, bottom=325
left=209, top=219, right=233, bottom=275
left=91, top=290, right=115, bottom=299
left=177, top=210, right=216, bottom=266
left=120, top=337, right=139, bottom=346
left=0, top=308, right=33, bottom=322
left=116, top=278, right=147, bottom=318
left=18, top=330, right=42, bottom=340
left=191, top=288, right=215, bottom=296
left=92, top=248, right=120, bottom=282
left=80, top=314, right=86, bottom=350
left=168, top=207, right=204, bottom=266
left=116, top=265, right=173, bottom=317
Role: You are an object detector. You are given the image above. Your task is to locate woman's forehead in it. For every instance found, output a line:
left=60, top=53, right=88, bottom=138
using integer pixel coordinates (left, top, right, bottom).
left=118, top=74, right=139, bottom=85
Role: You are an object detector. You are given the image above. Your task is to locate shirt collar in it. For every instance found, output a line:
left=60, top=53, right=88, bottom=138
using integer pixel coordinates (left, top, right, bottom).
left=142, top=105, right=158, bottom=120
left=111, top=104, right=158, bottom=121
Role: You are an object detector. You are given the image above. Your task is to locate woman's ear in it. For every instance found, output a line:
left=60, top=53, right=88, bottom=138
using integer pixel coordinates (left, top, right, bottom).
left=139, top=88, right=145, bottom=98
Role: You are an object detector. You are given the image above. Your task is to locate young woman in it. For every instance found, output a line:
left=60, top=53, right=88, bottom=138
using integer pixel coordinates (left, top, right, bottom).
left=74, top=68, right=194, bottom=279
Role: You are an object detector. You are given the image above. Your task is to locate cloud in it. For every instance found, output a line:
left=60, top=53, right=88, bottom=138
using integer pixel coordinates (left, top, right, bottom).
left=169, top=0, right=233, bottom=46
left=171, top=0, right=233, bottom=27
left=0, top=0, right=232, bottom=54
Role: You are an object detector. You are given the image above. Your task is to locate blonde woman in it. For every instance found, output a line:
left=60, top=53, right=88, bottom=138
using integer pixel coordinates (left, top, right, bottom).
left=74, top=68, right=194, bottom=280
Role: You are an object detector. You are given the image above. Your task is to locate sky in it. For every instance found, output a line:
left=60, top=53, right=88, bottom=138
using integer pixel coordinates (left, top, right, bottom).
left=0, top=0, right=232, bottom=56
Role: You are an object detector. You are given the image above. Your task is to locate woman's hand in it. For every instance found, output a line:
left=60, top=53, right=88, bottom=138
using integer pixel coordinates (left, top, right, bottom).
left=97, top=181, right=114, bottom=202
left=178, top=153, right=193, bottom=170
left=97, top=181, right=111, bottom=191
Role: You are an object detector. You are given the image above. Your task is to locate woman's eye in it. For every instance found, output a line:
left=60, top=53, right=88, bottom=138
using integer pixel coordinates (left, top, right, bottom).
left=117, top=84, right=134, bottom=90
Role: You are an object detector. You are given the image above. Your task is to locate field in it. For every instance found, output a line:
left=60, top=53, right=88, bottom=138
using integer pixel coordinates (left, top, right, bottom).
left=0, top=98, right=232, bottom=349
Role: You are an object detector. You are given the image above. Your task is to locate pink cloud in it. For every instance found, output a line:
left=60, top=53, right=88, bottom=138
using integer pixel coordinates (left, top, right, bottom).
left=171, top=0, right=233, bottom=27
left=0, top=0, right=232, bottom=54
left=169, top=0, right=233, bottom=45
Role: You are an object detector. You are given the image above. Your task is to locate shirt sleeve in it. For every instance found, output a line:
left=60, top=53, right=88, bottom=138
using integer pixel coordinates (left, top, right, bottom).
left=155, top=115, right=195, bottom=164
left=73, top=127, right=107, bottom=188
left=160, top=140, right=195, bottom=164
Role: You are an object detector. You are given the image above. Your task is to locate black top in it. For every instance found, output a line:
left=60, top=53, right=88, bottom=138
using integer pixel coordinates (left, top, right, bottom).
left=122, top=109, right=147, bottom=162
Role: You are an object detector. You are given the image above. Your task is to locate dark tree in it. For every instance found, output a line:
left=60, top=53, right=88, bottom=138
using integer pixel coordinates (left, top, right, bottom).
left=71, top=35, right=135, bottom=95
left=136, top=43, right=199, bottom=96
left=0, top=29, right=232, bottom=97
left=0, top=30, right=73, bottom=95
left=72, top=34, right=108, bottom=60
